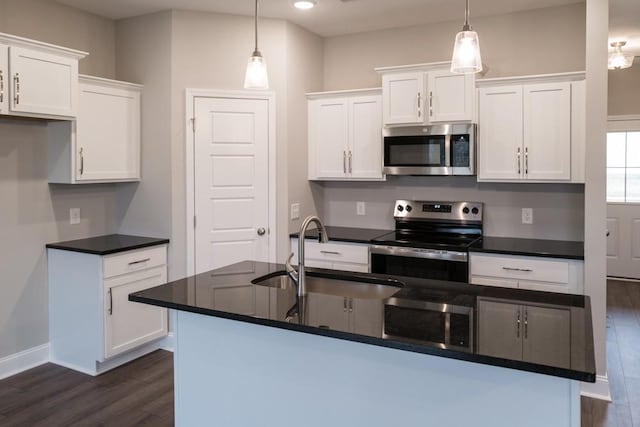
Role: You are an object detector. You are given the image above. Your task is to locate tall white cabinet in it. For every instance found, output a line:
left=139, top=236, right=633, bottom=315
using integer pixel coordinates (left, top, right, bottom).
left=308, top=88, right=384, bottom=181
left=476, top=73, right=585, bottom=183
left=48, top=76, right=142, bottom=184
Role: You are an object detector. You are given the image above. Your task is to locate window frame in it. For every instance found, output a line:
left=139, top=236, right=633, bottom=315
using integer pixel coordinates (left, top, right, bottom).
left=607, top=116, right=640, bottom=205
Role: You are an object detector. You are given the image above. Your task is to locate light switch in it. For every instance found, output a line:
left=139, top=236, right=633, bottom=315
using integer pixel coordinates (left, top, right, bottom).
left=290, top=203, right=300, bottom=220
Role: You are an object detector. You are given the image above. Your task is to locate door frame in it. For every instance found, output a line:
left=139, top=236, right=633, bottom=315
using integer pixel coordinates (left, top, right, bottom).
left=185, top=89, right=277, bottom=276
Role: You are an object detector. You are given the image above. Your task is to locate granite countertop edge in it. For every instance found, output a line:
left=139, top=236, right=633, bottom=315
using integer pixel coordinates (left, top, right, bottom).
left=46, top=234, right=170, bottom=255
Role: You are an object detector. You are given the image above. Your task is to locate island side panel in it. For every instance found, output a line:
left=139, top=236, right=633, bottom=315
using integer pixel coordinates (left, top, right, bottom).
left=175, top=311, right=579, bottom=427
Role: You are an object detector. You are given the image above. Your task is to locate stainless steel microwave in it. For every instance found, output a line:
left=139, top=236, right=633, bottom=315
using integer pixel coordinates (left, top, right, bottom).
left=383, top=124, right=476, bottom=176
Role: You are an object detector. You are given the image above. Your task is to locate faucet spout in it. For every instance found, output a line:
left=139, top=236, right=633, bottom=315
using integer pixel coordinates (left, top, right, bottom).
left=294, top=215, right=329, bottom=297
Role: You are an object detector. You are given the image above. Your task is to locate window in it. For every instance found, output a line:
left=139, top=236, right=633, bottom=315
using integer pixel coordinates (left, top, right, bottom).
left=607, top=131, right=640, bottom=202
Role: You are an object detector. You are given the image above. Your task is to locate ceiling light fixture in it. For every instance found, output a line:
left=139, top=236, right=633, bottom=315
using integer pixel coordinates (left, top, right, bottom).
left=244, top=0, right=269, bottom=89
left=292, top=0, right=317, bottom=10
left=450, top=0, right=483, bottom=74
left=608, top=41, right=634, bottom=70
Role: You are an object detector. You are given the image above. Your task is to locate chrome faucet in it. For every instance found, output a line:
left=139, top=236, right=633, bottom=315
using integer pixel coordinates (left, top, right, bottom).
left=286, top=215, right=329, bottom=297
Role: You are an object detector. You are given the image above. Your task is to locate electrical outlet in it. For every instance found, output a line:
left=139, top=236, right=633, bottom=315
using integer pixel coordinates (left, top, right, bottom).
left=69, top=208, right=81, bottom=225
left=290, top=203, right=300, bottom=220
left=521, top=208, right=533, bottom=224
left=356, top=201, right=366, bottom=216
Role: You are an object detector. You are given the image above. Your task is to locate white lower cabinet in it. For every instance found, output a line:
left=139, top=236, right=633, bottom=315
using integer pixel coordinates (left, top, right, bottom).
left=48, top=244, right=168, bottom=375
left=289, top=238, right=369, bottom=273
left=469, top=252, right=584, bottom=294
left=478, top=298, right=571, bottom=369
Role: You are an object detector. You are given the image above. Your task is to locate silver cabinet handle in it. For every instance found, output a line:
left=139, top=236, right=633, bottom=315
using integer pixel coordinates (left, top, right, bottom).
left=525, top=147, right=529, bottom=175
left=128, top=257, right=151, bottom=266
left=13, top=73, right=19, bottom=105
left=348, top=298, right=353, bottom=313
left=0, top=70, right=3, bottom=103
left=343, top=298, right=347, bottom=312
left=257, top=227, right=266, bottom=236
left=348, top=150, right=352, bottom=174
left=417, top=92, right=421, bottom=118
left=320, top=250, right=340, bottom=255
left=516, top=309, right=520, bottom=338
left=108, top=289, right=113, bottom=315
left=502, top=267, right=533, bottom=272
left=343, top=150, right=346, bottom=174
left=79, top=147, right=84, bottom=175
left=517, top=147, right=521, bottom=175
left=429, top=91, right=433, bottom=117
left=524, top=308, right=528, bottom=339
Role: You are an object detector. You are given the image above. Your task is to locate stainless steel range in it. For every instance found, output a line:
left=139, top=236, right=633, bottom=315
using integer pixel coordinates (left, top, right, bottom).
left=370, top=200, right=483, bottom=282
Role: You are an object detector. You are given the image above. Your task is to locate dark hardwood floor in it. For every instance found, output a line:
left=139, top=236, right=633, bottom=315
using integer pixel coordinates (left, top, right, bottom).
left=1, top=280, right=638, bottom=426
left=582, top=279, right=640, bottom=427
left=0, top=349, right=173, bottom=426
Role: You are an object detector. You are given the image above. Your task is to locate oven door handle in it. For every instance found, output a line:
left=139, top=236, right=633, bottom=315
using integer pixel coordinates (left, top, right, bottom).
left=370, top=245, right=468, bottom=262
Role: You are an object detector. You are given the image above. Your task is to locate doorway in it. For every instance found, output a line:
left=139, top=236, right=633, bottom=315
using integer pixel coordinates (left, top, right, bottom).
left=186, top=90, right=276, bottom=275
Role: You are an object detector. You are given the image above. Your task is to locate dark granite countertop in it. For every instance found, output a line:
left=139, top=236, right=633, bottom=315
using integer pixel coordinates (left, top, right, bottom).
left=289, top=226, right=391, bottom=244
left=46, top=234, right=170, bottom=255
left=470, top=237, right=584, bottom=260
left=130, top=261, right=595, bottom=382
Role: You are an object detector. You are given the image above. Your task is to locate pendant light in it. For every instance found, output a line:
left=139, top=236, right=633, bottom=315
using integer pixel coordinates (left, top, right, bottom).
left=450, top=0, right=483, bottom=74
left=608, top=42, right=634, bottom=70
left=244, top=0, right=269, bottom=89
left=292, top=0, right=317, bottom=9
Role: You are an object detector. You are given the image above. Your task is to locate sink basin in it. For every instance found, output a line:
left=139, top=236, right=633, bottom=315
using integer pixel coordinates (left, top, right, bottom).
left=252, top=272, right=403, bottom=299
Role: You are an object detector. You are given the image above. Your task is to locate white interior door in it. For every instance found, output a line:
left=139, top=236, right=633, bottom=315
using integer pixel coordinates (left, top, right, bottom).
left=194, top=96, right=270, bottom=274
left=607, top=204, right=640, bottom=279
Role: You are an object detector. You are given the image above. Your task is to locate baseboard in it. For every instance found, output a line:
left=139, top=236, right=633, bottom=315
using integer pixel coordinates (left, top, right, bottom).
left=159, top=332, right=175, bottom=353
left=0, top=344, right=50, bottom=380
left=580, top=375, right=612, bottom=402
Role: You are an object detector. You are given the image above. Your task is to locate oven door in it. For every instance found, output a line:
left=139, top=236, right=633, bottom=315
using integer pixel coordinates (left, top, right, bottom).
left=370, top=245, right=468, bottom=283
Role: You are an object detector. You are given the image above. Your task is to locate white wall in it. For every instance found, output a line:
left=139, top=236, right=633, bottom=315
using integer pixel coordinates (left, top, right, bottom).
left=0, top=0, right=118, bottom=359
left=608, top=59, right=640, bottom=116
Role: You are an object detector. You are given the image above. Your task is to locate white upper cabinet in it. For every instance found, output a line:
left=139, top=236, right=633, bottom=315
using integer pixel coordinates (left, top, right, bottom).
left=308, top=88, right=384, bottom=181
left=477, top=73, right=585, bottom=183
left=377, top=62, right=475, bottom=127
left=0, top=32, right=86, bottom=120
left=48, top=76, right=142, bottom=184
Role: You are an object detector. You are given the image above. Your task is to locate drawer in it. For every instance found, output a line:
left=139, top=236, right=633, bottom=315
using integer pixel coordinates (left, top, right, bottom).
left=303, top=241, right=369, bottom=265
left=469, top=252, right=569, bottom=285
left=103, top=245, right=167, bottom=279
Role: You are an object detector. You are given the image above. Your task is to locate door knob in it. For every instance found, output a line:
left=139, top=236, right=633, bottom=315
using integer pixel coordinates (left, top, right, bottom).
left=257, top=227, right=266, bottom=236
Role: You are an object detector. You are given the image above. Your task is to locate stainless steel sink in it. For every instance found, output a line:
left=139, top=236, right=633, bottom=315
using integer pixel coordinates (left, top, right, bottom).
left=252, top=272, right=403, bottom=299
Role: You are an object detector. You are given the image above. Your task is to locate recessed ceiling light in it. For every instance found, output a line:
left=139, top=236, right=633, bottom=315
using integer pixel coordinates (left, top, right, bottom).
left=292, top=0, right=317, bottom=10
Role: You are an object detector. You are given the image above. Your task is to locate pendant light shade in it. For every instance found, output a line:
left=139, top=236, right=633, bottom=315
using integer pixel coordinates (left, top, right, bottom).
left=451, top=0, right=483, bottom=74
left=244, top=0, right=269, bottom=89
left=608, top=41, right=634, bottom=70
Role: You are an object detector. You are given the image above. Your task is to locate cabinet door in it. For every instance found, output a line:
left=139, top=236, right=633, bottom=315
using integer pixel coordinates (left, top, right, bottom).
left=427, top=70, right=474, bottom=122
left=523, top=82, right=571, bottom=181
left=349, top=95, right=383, bottom=179
left=310, top=98, right=348, bottom=178
left=382, top=72, right=425, bottom=125
left=477, top=86, right=523, bottom=180
left=477, top=299, right=522, bottom=360
left=351, top=298, right=383, bottom=337
left=306, top=293, right=350, bottom=332
left=0, top=44, right=7, bottom=113
left=522, top=305, right=571, bottom=369
left=9, top=46, right=77, bottom=117
left=76, top=80, right=141, bottom=182
left=104, top=266, right=168, bottom=358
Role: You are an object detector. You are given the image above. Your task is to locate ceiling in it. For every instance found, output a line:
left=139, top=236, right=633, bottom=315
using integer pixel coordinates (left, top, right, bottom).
left=54, top=0, right=639, bottom=55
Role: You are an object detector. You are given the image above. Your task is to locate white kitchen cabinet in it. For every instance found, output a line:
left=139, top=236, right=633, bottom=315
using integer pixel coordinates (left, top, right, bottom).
left=469, top=252, right=584, bottom=294
left=48, top=75, right=142, bottom=184
left=477, top=73, right=585, bottom=183
left=308, top=88, right=383, bottom=181
left=478, top=298, right=571, bottom=369
left=0, top=32, right=86, bottom=119
left=48, top=244, right=168, bottom=375
left=377, top=62, right=475, bottom=126
left=290, top=238, right=370, bottom=273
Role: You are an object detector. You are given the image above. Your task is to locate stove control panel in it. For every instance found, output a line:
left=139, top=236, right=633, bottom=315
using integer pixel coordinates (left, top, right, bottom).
left=394, top=200, right=483, bottom=222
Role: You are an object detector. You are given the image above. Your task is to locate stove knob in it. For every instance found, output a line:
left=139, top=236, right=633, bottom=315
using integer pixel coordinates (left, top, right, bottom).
left=472, top=207, right=479, bottom=215
left=397, top=205, right=404, bottom=212
left=405, top=205, right=412, bottom=212
left=462, top=207, right=470, bottom=214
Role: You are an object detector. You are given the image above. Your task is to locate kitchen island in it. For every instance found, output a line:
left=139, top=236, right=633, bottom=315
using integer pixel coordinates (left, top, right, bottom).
left=130, top=261, right=594, bottom=427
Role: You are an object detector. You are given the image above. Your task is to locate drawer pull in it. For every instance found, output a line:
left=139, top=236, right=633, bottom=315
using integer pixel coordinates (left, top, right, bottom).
left=320, top=250, right=341, bottom=255
left=128, top=258, right=151, bottom=266
left=502, top=267, right=533, bottom=272
left=108, top=289, right=113, bottom=315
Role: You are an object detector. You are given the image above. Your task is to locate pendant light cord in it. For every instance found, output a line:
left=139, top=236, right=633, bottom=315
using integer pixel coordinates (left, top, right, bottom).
left=463, top=0, right=470, bottom=31
left=253, top=0, right=259, bottom=54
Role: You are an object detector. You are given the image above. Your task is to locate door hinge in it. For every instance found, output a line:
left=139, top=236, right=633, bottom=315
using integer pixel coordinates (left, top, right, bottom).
left=190, top=117, right=196, bottom=132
